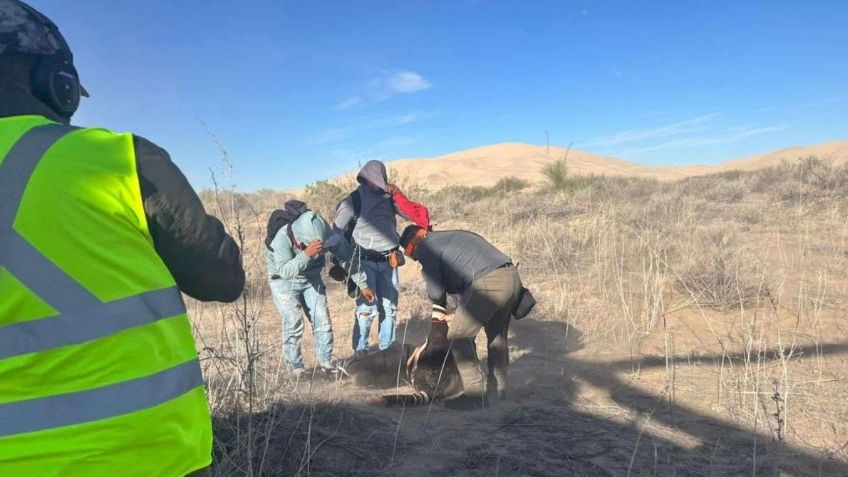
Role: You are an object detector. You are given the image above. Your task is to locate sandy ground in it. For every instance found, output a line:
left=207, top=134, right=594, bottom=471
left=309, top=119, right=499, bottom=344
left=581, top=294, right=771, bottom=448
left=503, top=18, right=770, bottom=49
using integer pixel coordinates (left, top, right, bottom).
left=199, top=258, right=848, bottom=476
left=198, top=164, right=848, bottom=475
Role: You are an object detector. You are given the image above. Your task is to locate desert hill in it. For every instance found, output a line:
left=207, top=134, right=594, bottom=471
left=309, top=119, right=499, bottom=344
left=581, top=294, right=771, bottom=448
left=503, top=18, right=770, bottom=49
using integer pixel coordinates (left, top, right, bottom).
left=717, top=139, right=848, bottom=171
left=349, top=139, right=848, bottom=188
left=386, top=143, right=690, bottom=186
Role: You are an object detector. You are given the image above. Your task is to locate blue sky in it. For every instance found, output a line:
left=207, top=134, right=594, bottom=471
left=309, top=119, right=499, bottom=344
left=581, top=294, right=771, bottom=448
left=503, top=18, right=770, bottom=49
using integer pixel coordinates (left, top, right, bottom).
left=31, top=0, right=848, bottom=190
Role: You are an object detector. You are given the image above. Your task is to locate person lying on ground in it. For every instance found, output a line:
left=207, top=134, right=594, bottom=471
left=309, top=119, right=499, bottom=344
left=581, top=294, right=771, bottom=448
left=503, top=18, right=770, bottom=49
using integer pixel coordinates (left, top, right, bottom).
left=399, top=225, right=526, bottom=409
left=344, top=319, right=465, bottom=407
left=266, top=200, right=375, bottom=378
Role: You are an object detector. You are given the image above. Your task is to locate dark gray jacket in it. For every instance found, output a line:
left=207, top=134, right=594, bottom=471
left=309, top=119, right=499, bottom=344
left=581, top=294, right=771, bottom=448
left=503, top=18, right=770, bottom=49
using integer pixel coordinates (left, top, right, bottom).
left=416, top=230, right=512, bottom=307
left=334, top=160, right=404, bottom=253
left=1, top=90, right=245, bottom=302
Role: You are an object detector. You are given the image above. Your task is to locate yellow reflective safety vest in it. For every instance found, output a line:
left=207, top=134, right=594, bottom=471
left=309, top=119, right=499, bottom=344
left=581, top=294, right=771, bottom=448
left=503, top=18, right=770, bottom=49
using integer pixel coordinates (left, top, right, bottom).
left=0, top=116, right=212, bottom=476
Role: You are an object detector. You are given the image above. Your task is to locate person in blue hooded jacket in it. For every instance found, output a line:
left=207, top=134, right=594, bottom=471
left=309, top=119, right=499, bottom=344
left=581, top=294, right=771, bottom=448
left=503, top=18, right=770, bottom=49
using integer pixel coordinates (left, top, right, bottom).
left=266, top=201, right=375, bottom=377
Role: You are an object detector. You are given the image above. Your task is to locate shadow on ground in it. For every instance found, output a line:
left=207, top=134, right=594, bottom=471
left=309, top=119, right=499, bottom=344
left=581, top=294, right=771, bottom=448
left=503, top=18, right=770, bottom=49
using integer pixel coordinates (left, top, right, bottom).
left=211, top=317, right=848, bottom=476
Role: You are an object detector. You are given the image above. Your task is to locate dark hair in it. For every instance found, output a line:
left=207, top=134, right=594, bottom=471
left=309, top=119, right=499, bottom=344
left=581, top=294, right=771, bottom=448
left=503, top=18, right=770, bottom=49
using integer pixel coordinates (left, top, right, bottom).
left=399, top=224, right=423, bottom=249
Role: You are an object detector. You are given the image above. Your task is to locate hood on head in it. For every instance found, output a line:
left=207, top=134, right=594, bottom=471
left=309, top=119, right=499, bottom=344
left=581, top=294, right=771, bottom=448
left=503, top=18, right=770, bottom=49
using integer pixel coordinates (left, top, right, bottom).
left=283, top=199, right=308, bottom=217
left=356, top=160, right=388, bottom=191
left=289, top=211, right=322, bottom=244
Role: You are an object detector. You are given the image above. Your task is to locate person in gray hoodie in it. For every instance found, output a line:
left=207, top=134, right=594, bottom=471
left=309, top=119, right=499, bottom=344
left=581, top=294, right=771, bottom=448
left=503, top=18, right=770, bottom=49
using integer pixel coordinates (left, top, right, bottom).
left=334, top=160, right=407, bottom=356
left=266, top=205, right=374, bottom=376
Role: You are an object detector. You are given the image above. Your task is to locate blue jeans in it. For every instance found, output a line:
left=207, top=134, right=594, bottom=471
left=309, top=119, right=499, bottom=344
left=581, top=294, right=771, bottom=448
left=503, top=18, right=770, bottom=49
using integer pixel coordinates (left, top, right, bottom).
left=269, top=277, right=333, bottom=369
left=352, top=260, right=398, bottom=352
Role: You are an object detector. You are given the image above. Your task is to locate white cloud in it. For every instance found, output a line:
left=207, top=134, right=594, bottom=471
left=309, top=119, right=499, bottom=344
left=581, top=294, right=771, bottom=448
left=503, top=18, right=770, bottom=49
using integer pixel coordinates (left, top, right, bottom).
left=305, top=127, right=353, bottom=145
left=370, top=111, right=438, bottom=128
left=336, top=96, right=362, bottom=111
left=615, top=125, right=790, bottom=156
left=306, top=111, right=437, bottom=145
left=585, top=114, right=720, bottom=147
left=386, top=71, right=432, bottom=94
left=336, top=69, right=432, bottom=111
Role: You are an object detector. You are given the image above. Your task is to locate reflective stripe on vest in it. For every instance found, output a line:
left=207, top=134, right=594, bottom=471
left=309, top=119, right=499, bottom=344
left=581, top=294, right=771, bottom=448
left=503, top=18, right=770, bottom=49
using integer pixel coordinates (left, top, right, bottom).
left=0, top=124, right=201, bottom=438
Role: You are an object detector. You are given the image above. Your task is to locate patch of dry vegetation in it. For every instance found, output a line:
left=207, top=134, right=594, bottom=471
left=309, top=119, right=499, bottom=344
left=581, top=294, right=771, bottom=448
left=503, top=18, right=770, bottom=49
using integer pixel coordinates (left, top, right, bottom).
left=192, top=157, right=848, bottom=476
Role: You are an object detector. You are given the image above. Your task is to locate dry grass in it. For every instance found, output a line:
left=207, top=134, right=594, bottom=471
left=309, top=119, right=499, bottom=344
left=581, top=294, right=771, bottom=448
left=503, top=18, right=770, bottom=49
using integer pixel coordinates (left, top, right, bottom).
left=190, top=156, right=848, bottom=476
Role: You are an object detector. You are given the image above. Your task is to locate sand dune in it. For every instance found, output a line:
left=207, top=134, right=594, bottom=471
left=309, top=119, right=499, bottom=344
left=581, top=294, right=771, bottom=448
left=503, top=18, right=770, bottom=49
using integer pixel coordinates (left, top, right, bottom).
left=333, top=139, right=848, bottom=189
left=387, top=143, right=663, bottom=186
left=716, top=139, right=848, bottom=171
left=385, top=142, right=681, bottom=187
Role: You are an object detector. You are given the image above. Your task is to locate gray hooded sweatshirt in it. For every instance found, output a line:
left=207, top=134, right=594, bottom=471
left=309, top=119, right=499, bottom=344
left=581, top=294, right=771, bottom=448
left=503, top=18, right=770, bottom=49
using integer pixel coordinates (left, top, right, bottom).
left=334, top=160, right=403, bottom=253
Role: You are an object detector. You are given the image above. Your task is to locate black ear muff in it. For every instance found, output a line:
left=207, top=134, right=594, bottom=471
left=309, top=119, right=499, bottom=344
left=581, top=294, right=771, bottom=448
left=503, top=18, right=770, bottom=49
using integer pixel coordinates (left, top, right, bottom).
left=31, top=54, right=81, bottom=119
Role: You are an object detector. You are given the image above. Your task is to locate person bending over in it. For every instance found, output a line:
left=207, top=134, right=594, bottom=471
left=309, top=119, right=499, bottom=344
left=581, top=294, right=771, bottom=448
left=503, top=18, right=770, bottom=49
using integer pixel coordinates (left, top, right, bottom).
left=266, top=200, right=374, bottom=377
left=400, top=225, right=524, bottom=409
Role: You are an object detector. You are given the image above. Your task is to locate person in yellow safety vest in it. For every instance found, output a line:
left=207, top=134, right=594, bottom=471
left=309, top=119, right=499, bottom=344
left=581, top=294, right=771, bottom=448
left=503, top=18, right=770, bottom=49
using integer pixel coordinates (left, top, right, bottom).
left=0, top=1, right=245, bottom=476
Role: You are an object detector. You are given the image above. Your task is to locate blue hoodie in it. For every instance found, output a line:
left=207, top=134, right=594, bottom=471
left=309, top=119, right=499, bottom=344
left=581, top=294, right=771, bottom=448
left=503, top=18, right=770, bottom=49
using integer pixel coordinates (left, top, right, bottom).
left=266, top=211, right=367, bottom=288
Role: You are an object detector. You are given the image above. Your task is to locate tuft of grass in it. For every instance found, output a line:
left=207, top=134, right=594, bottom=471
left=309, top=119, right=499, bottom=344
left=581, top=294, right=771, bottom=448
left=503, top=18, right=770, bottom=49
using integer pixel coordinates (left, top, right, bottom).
left=541, top=159, right=595, bottom=193
left=542, top=159, right=569, bottom=190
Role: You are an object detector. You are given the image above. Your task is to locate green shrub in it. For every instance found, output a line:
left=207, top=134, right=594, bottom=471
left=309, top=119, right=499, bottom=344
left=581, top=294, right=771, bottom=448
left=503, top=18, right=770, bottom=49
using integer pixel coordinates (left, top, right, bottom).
left=541, top=159, right=596, bottom=193
left=542, top=159, right=568, bottom=190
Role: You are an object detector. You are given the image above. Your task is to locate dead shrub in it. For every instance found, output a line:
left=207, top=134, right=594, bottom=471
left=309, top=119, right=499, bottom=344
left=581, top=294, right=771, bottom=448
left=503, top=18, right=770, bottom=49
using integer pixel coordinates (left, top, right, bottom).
left=304, top=180, right=346, bottom=218
left=436, top=184, right=491, bottom=203
left=705, top=178, right=747, bottom=203
left=492, top=176, right=529, bottom=192
left=585, top=175, right=658, bottom=202
left=676, top=231, right=767, bottom=310
left=745, top=156, right=848, bottom=203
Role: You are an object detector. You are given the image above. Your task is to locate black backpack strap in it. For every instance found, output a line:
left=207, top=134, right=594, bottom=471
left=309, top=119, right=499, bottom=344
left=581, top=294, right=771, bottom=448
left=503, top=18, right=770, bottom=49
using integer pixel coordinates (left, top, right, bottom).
left=344, top=190, right=362, bottom=243
left=351, top=190, right=362, bottom=219
left=286, top=222, right=298, bottom=249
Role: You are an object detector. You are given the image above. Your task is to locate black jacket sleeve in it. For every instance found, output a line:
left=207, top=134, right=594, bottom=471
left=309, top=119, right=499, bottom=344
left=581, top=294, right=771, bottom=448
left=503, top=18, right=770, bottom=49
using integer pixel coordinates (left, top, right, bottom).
left=421, top=258, right=448, bottom=308
left=134, top=135, right=245, bottom=302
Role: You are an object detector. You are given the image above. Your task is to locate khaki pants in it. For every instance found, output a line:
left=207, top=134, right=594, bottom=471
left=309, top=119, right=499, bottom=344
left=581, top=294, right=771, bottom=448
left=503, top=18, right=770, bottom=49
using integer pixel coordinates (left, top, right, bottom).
left=447, top=266, right=521, bottom=398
